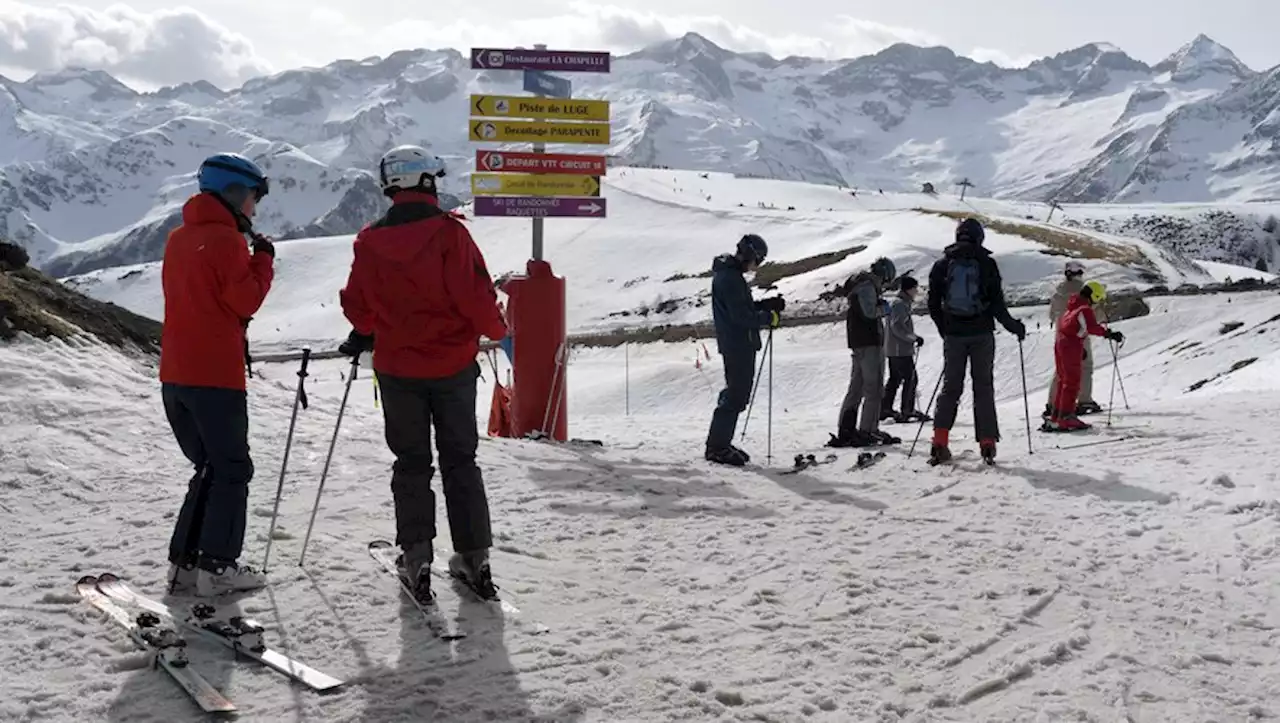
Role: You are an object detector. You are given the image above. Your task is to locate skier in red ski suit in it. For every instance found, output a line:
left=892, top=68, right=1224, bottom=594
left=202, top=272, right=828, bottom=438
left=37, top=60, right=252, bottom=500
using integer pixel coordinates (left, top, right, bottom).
left=1046, top=281, right=1123, bottom=432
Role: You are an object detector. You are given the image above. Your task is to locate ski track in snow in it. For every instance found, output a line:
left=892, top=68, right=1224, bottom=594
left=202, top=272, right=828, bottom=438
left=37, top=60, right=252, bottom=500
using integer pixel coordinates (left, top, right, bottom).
left=3, top=292, right=1280, bottom=721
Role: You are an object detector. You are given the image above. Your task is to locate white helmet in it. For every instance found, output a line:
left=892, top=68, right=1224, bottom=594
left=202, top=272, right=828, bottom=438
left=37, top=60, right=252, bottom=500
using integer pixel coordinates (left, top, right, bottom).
left=1064, top=260, right=1085, bottom=275
left=378, top=145, right=447, bottom=197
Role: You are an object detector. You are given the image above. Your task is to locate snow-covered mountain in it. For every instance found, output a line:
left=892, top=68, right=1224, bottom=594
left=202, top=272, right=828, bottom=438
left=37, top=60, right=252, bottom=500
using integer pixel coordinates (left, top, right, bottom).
left=5, top=33, right=1280, bottom=275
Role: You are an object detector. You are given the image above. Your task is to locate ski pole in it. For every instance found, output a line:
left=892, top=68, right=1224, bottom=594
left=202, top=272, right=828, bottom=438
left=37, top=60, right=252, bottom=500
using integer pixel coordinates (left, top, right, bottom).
left=262, top=348, right=311, bottom=572
left=1111, top=340, right=1130, bottom=410
left=740, top=331, right=773, bottom=439
left=907, top=369, right=944, bottom=459
left=1018, top=339, right=1033, bottom=455
left=299, top=354, right=359, bottom=567
left=766, top=326, right=774, bottom=465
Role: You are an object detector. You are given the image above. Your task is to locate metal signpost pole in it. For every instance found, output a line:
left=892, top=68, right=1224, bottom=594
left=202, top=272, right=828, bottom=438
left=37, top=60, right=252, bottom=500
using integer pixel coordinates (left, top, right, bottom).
left=531, top=43, right=547, bottom=261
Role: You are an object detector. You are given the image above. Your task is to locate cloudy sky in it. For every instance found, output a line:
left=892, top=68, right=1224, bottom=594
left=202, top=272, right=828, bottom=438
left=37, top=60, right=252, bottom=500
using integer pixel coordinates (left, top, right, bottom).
left=1, top=0, right=1275, bottom=90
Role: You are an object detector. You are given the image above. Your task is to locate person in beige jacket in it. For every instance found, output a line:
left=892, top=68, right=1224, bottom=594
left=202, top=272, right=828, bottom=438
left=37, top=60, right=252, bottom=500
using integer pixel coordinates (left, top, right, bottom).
left=1043, top=260, right=1103, bottom=417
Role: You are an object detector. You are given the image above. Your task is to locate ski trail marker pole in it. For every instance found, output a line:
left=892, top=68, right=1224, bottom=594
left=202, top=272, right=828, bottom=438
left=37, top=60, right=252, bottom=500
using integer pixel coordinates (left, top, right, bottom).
left=262, top=348, right=311, bottom=572
left=299, top=354, right=359, bottom=567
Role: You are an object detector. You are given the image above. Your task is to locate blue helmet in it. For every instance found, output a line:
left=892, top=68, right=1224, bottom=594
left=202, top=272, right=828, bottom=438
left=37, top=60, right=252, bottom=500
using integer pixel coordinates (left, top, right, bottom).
left=197, top=153, right=269, bottom=201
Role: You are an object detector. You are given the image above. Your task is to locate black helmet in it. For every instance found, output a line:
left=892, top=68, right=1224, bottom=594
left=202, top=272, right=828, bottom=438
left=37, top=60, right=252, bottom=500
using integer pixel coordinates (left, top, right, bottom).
left=956, top=218, right=985, bottom=244
left=737, top=234, right=768, bottom=264
left=870, top=257, right=896, bottom=284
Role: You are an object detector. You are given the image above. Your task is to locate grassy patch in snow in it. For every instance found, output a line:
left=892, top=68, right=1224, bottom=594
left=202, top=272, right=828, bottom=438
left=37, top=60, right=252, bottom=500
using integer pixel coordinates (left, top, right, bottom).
left=914, top=209, right=1145, bottom=265
left=664, top=244, right=869, bottom=288
left=0, top=266, right=161, bottom=351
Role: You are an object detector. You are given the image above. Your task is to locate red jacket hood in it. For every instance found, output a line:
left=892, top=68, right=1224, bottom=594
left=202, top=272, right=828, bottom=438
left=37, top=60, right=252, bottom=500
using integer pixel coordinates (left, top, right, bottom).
left=357, top=191, right=466, bottom=264
left=1066, top=294, right=1090, bottom=313
left=182, top=192, right=239, bottom=228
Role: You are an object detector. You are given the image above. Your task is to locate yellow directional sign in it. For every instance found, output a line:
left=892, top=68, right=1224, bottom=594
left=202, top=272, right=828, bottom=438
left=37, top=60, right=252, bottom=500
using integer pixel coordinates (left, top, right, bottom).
left=469, top=119, right=610, bottom=145
left=471, top=94, right=610, bottom=122
left=471, top=173, right=601, bottom=197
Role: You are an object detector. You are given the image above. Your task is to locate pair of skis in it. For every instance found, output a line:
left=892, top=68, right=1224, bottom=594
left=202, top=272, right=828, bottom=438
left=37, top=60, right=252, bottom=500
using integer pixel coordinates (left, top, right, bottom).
left=78, top=573, right=343, bottom=715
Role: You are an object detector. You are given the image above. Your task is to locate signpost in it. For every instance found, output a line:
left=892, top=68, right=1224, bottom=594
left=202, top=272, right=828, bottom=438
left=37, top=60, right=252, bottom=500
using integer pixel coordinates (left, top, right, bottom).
left=469, top=119, right=610, bottom=144
left=476, top=150, right=606, bottom=175
left=522, top=70, right=572, bottom=99
left=472, top=173, right=600, bottom=197
left=471, top=94, right=609, bottom=122
left=473, top=196, right=606, bottom=218
left=469, top=43, right=612, bottom=444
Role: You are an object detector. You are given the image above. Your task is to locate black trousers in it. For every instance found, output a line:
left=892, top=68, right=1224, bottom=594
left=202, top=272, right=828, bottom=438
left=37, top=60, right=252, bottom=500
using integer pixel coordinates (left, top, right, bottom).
left=882, top=356, right=919, bottom=413
left=377, top=362, right=492, bottom=555
left=163, top=383, right=254, bottom=567
left=705, top=348, right=756, bottom=451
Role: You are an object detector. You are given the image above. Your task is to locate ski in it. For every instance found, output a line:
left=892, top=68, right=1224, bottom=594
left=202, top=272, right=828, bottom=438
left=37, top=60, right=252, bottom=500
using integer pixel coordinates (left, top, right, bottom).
left=429, top=548, right=551, bottom=635
left=367, top=540, right=467, bottom=641
left=778, top=453, right=838, bottom=475
left=850, top=451, right=887, bottom=470
left=76, top=575, right=237, bottom=715
left=94, top=574, right=343, bottom=691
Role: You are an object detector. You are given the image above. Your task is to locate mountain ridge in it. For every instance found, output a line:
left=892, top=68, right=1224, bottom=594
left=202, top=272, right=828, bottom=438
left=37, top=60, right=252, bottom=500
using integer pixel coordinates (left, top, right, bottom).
left=4, top=31, right=1280, bottom=277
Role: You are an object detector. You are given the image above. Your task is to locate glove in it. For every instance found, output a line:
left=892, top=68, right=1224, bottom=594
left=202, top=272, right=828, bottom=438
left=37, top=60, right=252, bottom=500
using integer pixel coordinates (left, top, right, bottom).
left=756, top=296, right=785, bottom=313
left=1107, top=330, right=1124, bottom=344
left=1008, top=319, right=1027, bottom=341
left=338, top=329, right=374, bottom=357
left=250, top=233, right=275, bottom=258
left=914, top=337, right=924, bottom=348
left=769, top=311, right=781, bottom=329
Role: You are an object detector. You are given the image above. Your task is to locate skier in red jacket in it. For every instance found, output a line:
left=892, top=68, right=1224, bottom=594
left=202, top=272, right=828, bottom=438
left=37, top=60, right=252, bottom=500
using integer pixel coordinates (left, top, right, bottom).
left=1043, top=280, right=1123, bottom=432
left=161, top=152, right=275, bottom=596
left=339, top=145, right=507, bottom=603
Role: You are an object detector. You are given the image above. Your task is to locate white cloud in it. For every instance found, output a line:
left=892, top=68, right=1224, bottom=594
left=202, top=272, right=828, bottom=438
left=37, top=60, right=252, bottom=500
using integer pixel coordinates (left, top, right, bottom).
left=0, top=1, right=272, bottom=89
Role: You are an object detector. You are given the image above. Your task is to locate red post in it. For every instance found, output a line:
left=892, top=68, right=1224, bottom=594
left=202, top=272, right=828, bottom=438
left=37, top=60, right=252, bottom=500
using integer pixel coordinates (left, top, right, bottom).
left=500, top=259, right=567, bottom=440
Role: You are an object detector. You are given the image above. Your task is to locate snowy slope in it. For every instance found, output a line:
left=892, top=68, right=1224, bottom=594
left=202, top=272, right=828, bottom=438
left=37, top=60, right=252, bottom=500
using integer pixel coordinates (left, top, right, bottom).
left=4, top=287, right=1280, bottom=721
left=5, top=32, right=1280, bottom=275
left=63, top=168, right=1229, bottom=355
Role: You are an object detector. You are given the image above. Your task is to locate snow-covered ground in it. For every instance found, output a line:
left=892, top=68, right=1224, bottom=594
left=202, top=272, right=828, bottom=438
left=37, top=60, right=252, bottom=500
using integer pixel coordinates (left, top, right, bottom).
left=4, top=288, right=1280, bottom=721
left=64, top=167, right=1277, bottom=357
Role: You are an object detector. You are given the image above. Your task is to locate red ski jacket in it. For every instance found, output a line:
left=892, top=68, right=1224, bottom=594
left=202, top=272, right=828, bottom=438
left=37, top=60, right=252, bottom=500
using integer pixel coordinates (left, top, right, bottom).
left=340, top=192, right=507, bottom=379
left=1055, top=294, right=1109, bottom=357
left=159, top=193, right=274, bottom=391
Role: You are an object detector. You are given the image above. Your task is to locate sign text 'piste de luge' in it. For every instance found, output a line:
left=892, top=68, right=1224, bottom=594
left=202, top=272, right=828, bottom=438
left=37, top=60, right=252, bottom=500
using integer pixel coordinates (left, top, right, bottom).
left=471, top=95, right=609, bottom=122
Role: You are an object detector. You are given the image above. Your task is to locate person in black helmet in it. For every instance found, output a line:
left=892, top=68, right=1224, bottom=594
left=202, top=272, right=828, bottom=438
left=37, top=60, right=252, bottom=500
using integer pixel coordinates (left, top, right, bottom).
left=927, top=218, right=1026, bottom=465
left=705, top=234, right=783, bottom=466
left=829, top=256, right=899, bottom=447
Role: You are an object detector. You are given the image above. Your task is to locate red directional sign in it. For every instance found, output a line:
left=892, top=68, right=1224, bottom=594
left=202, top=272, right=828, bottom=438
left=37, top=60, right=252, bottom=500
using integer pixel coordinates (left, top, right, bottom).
left=471, top=47, right=610, bottom=73
left=473, top=196, right=607, bottom=218
left=476, top=150, right=606, bottom=176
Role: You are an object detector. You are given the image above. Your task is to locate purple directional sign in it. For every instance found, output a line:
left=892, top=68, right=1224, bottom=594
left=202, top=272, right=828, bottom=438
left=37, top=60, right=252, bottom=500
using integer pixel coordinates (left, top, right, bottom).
left=471, top=47, right=611, bottom=73
left=473, top=196, right=607, bottom=218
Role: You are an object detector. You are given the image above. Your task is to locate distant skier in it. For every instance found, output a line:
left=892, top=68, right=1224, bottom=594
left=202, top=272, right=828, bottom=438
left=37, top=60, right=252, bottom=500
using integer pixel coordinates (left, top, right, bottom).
left=160, top=152, right=274, bottom=596
left=1044, top=281, right=1123, bottom=432
left=339, top=145, right=508, bottom=601
left=705, top=234, right=783, bottom=466
left=1045, top=260, right=1102, bottom=417
left=882, top=275, right=929, bottom=423
left=829, top=257, right=899, bottom=447
left=927, top=218, right=1026, bottom=465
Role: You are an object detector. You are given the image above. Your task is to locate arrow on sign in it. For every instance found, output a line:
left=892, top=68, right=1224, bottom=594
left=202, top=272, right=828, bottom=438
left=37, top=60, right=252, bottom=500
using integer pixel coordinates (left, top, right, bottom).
left=578, top=202, right=603, bottom=213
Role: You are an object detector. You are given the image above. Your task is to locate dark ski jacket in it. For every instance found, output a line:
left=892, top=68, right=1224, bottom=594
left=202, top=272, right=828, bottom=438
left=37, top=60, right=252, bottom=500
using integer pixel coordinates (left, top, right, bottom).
left=845, top=270, right=885, bottom=349
left=927, top=242, right=1018, bottom=338
left=710, top=254, right=770, bottom=356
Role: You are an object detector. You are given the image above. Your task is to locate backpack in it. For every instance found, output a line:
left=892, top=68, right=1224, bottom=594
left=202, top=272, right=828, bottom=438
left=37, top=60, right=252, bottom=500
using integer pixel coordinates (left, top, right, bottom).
left=942, top=258, right=986, bottom=318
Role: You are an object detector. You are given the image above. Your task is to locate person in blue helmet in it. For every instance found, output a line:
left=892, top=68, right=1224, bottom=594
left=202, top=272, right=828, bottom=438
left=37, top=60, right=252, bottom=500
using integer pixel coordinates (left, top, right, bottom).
left=705, top=234, right=783, bottom=466
left=161, top=152, right=276, bottom=596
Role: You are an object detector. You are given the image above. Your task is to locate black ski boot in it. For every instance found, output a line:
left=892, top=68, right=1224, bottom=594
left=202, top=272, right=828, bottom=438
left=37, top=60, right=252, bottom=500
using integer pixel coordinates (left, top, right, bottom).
left=448, top=550, right=498, bottom=600
left=827, top=430, right=876, bottom=448
left=928, top=444, right=952, bottom=466
left=729, top=445, right=751, bottom=463
left=979, top=439, right=997, bottom=466
left=705, top=447, right=749, bottom=466
left=869, top=430, right=902, bottom=445
left=396, top=544, right=435, bottom=604
left=1075, top=401, right=1103, bottom=416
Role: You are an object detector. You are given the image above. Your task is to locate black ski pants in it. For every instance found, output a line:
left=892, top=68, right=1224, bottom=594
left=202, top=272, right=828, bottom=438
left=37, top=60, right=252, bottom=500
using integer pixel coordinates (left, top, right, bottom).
left=377, top=362, right=492, bottom=557
left=163, top=383, right=254, bottom=568
left=705, top=348, right=756, bottom=452
left=882, top=355, right=918, bottom=413
left=933, top=333, right=1000, bottom=442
